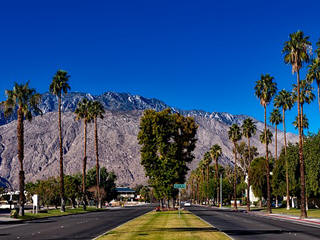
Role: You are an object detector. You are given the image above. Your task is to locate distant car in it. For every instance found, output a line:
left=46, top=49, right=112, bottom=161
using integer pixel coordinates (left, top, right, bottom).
left=184, top=202, right=191, bottom=206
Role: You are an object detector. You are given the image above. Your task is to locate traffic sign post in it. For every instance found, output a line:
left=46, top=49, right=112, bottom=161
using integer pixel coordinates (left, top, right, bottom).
left=174, top=184, right=186, bottom=218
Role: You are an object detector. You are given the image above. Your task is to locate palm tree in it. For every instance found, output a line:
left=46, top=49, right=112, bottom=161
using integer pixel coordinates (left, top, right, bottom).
left=282, top=30, right=311, bottom=219
left=49, top=70, right=71, bottom=212
left=228, top=124, right=242, bottom=210
left=307, top=58, right=320, bottom=112
left=74, top=98, right=93, bottom=210
left=89, top=100, right=105, bottom=208
left=254, top=73, right=277, bottom=214
left=198, top=160, right=206, bottom=204
left=260, top=129, right=273, bottom=145
left=203, top=152, right=212, bottom=204
left=209, top=144, right=222, bottom=205
left=293, top=80, right=314, bottom=138
left=293, top=114, right=309, bottom=131
left=269, top=109, right=282, bottom=161
left=3, top=82, right=42, bottom=216
left=274, top=89, right=293, bottom=209
left=241, top=118, right=256, bottom=211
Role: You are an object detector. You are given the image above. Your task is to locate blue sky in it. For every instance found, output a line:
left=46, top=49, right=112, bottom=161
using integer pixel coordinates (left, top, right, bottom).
left=0, top=0, right=320, bottom=134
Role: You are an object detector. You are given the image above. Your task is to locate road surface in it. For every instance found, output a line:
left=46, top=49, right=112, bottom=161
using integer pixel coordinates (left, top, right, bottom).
left=0, top=205, right=153, bottom=240
left=188, top=206, right=320, bottom=240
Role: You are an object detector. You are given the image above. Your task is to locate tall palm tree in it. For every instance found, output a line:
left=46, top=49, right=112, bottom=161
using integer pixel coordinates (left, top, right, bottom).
left=274, top=89, right=294, bottom=209
left=269, top=109, right=282, bottom=161
left=260, top=129, right=273, bottom=145
left=293, top=114, right=309, bottom=131
left=293, top=80, right=314, bottom=137
left=307, top=58, right=320, bottom=112
left=241, top=118, right=256, bottom=211
left=282, top=30, right=311, bottom=219
left=254, top=73, right=277, bottom=214
left=203, top=152, right=212, bottom=204
left=3, top=82, right=42, bottom=216
left=49, top=70, right=71, bottom=212
left=228, top=124, right=242, bottom=210
left=74, top=98, right=93, bottom=210
left=198, top=160, right=206, bottom=204
left=209, top=144, right=222, bottom=205
left=89, top=100, right=105, bottom=208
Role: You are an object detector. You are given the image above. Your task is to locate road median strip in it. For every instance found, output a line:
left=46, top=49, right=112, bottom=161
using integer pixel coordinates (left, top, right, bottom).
left=96, top=210, right=230, bottom=240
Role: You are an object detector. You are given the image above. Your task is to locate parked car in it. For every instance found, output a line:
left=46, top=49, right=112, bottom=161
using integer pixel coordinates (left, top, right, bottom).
left=184, top=202, right=191, bottom=207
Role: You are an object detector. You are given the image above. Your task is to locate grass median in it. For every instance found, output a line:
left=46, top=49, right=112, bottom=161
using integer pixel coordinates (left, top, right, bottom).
left=98, top=210, right=230, bottom=240
left=263, top=208, right=320, bottom=218
left=18, top=207, right=107, bottom=220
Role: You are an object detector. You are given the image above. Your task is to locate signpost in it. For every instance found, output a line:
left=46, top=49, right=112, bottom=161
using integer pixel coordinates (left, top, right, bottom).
left=174, top=184, right=186, bottom=218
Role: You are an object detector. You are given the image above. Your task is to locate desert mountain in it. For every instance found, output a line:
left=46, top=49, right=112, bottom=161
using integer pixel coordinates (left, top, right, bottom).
left=0, top=92, right=297, bottom=188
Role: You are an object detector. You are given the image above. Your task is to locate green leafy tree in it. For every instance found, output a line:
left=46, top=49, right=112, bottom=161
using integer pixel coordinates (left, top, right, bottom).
left=274, top=89, right=294, bottom=209
left=254, top=73, right=277, bottom=213
left=3, top=82, right=42, bottom=216
left=64, top=174, right=82, bottom=208
left=137, top=109, right=197, bottom=205
left=269, top=109, right=282, bottom=161
left=86, top=167, right=117, bottom=203
left=49, top=69, right=71, bottom=212
left=89, top=100, right=105, bottom=208
left=250, top=157, right=268, bottom=202
left=228, top=123, right=242, bottom=210
left=282, top=30, right=312, bottom=218
left=74, top=98, right=93, bottom=210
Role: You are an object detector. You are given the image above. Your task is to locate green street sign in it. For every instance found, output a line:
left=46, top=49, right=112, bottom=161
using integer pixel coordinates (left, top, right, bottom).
left=174, top=184, right=186, bottom=189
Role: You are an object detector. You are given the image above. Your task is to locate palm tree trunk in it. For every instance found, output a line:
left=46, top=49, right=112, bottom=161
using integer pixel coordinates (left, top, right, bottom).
left=283, top=109, right=290, bottom=210
left=58, top=96, right=65, bottom=212
left=17, top=107, right=25, bottom=216
left=215, top=158, right=219, bottom=206
left=233, top=142, right=237, bottom=210
left=264, top=106, right=271, bottom=214
left=247, top=137, right=251, bottom=211
left=82, top=120, right=87, bottom=210
left=297, top=71, right=307, bottom=219
left=94, top=118, right=101, bottom=208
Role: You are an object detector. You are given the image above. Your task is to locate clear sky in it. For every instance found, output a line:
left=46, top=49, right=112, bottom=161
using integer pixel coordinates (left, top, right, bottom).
left=0, top=0, right=319, bottom=134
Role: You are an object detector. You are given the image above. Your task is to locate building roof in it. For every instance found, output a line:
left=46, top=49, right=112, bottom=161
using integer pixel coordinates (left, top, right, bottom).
left=115, top=187, right=135, bottom=193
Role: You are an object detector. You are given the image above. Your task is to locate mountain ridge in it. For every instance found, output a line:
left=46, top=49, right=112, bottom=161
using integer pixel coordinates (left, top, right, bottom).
left=0, top=91, right=298, bottom=188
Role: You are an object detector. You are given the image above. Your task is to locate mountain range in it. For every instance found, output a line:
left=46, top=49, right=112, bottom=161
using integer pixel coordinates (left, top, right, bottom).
left=0, top=92, right=298, bottom=188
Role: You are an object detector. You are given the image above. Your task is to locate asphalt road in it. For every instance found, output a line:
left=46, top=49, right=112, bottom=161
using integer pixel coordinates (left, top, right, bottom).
left=0, top=205, right=153, bottom=240
left=188, top=206, right=320, bottom=240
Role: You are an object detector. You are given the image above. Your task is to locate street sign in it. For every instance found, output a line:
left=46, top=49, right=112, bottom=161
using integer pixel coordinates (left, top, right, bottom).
left=174, top=184, right=186, bottom=189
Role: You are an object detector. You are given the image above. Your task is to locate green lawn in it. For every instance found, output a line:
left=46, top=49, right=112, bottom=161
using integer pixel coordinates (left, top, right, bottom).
left=98, top=210, right=230, bottom=240
left=263, top=208, right=320, bottom=218
left=18, top=207, right=106, bottom=220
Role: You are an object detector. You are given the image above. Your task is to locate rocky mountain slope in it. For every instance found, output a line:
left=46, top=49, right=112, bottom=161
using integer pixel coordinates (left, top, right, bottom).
left=0, top=92, right=298, bottom=188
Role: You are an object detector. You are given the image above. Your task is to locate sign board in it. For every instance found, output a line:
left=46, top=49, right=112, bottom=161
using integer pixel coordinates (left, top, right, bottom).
left=174, top=184, right=186, bottom=189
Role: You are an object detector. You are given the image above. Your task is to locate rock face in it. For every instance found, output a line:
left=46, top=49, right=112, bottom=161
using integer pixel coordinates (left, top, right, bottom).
left=0, top=92, right=298, bottom=188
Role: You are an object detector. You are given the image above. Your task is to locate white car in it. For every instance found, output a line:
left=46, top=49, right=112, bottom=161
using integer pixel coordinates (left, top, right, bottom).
left=184, top=202, right=191, bottom=206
